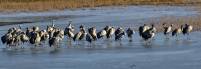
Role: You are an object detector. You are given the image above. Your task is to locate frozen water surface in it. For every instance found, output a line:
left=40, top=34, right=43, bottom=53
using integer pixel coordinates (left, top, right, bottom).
left=0, top=6, right=200, bottom=69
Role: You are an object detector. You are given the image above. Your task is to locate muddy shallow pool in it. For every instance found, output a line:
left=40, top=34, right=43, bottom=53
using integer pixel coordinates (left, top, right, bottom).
left=0, top=6, right=200, bottom=69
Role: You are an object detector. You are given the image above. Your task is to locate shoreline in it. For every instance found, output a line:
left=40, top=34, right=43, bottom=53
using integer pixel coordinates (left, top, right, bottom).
left=0, top=15, right=200, bottom=32
left=0, top=4, right=200, bottom=13
left=0, top=5, right=200, bottom=32
left=0, top=0, right=201, bottom=12
left=0, top=5, right=196, bottom=14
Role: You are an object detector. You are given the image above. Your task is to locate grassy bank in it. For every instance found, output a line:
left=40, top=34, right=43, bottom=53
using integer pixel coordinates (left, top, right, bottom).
left=0, top=0, right=199, bottom=12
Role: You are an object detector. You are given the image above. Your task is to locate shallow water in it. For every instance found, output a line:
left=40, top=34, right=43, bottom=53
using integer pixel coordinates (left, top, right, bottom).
left=0, top=6, right=201, bottom=69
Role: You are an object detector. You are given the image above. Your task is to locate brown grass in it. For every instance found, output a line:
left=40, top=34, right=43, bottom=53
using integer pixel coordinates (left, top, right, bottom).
left=0, top=0, right=199, bottom=12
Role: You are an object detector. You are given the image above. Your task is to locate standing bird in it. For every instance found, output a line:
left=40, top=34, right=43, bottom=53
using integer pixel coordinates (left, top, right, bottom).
left=73, top=32, right=82, bottom=41
left=9, top=28, right=22, bottom=46
left=141, top=29, right=155, bottom=41
left=182, top=24, right=193, bottom=35
left=40, top=30, right=49, bottom=42
left=182, top=24, right=193, bottom=40
left=65, top=27, right=74, bottom=39
left=1, top=33, right=12, bottom=45
left=29, top=26, right=41, bottom=46
left=139, top=24, right=150, bottom=37
left=149, top=24, right=157, bottom=33
left=64, top=21, right=74, bottom=35
left=49, top=31, right=62, bottom=47
left=106, top=27, right=115, bottom=39
left=6, top=36, right=15, bottom=46
left=64, top=22, right=75, bottom=39
left=14, top=34, right=22, bottom=46
left=140, top=24, right=155, bottom=41
left=163, top=23, right=173, bottom=38
left=79, top=25, right=87, bottom=40
left=172, top=25, right=183, bottom=40
left=1, top=28, right=15, bottom=46
left=86, top=33, right=93, bottom=43
left=46, top=25, right=55, bottom=39
left=73, top=25, right=86, bottom=41
left=97, top=29, right=107, bottom=39
left=149, top=24, right=157, bottom=40
left=58, top=29, right=65, bottom=40
left=49, top=37, right=60, bottom=47
left=49, top=29, right=56, bottom=39
left=126, top=28, right=134, bottom=42
left=29, top=32, right=41, bottom=46
left=47, top=25, right=54, bottom=33
left=20, top=32, right=29, bottom=43
left=115, top=27, right=125, bottom=41
left=88, top=27, right=97, bottom=40
left=26, top=27, right=33, bottom=38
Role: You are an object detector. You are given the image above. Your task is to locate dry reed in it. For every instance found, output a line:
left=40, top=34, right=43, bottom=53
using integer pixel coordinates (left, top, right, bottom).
left=0, top=0, right=199, bottom=12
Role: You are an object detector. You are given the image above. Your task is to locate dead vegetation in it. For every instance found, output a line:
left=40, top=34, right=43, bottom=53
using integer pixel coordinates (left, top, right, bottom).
left=0, top=0, right=200, bottom=12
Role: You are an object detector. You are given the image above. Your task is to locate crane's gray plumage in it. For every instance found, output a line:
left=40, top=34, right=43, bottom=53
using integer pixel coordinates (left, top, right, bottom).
left=64, top=22, right=74, bottom=33
left=140, top=24, right=155, bottom=41
left=40, top=30, right=49, bottom=42
left=141, top=29, right=155, bottom=41
left=104, top=26, right=111, bottom=33
left=73, top=31, right=83, bottom=41
left=163, top=23, right=173, bottom=35
left=86, top=33, right=93, bottom=43
left=1, top=33, right=12, bottom=44
left=49, top=34, right=60, bottom=47
left=139, top=24, right=150, bottom=37
left=49, top=36, right=60, bottom=47
left=29, top=32, right=41, bottom=45
left=182, top=24, right=193, bottom=35
left=126, top=28, right=134, bottom=41
left=79, top=28, right=87, bottom=40
left=172, top=25, right=183, bottom=37
left=49, top=29, right=64, bottom=47
left=64, top=22, right=75, bottom=39
left=106, top=27, right=115, bottom=39
left=115, top=27, right=125, bottom=41
left=88, top=27, right=97, bottom=40
left=97, top=29, right=107, bottom=39
left=149, top=24, right=157, bottom=33
left=20, top=32, right=29, bottom=43
left=73, top=26, right=86, bottom=41
left=64, top=27, right=74, bottom=39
